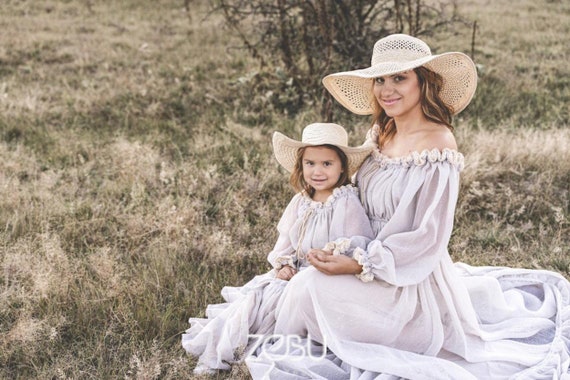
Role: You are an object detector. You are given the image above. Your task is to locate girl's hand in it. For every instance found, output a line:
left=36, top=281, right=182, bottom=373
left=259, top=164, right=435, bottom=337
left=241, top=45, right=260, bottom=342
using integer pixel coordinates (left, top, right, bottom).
left=276, top=265, right=297, bottom=281
left=307, top=249, right=363, bottom=276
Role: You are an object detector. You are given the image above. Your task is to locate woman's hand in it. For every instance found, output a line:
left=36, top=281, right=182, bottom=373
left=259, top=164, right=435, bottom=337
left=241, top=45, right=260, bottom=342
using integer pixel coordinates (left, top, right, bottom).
left=276, top=265, right=297, bottom=281
left=307, top=249, right=363, bottom=276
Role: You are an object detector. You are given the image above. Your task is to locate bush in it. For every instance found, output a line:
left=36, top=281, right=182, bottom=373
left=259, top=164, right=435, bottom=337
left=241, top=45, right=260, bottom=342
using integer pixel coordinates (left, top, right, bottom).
left=213, top=0, right=467, bottom=119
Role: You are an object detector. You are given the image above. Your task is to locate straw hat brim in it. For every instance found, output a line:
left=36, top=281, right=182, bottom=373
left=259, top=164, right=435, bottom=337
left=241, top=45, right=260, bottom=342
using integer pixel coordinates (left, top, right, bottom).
left=273, top=131, right=374, bottom=176
left=322, top=52, right=477, bottom=116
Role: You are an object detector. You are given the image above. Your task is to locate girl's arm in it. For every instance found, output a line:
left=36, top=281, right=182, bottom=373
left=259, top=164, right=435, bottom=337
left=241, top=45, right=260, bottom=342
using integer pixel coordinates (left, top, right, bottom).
left=323, top=187, right=375, bottom=256
left=266, top=193, right=301, bottom=270
left=307, top=188, right=373, bottom=275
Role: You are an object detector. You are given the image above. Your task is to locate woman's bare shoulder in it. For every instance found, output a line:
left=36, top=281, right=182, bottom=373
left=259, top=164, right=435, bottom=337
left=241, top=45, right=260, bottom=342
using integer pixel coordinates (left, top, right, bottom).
left=415, top=125, right=457, bottom=152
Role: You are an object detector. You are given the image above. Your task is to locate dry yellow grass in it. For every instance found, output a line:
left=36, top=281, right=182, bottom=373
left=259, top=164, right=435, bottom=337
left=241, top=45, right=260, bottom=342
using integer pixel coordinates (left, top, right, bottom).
left=0, top=0, right=568, bottom=379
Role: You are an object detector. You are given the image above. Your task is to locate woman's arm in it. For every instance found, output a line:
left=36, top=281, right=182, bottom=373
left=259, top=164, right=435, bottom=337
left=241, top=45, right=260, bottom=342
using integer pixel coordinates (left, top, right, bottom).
left=309, top=160, right=461, bottom=285
left=357, top=161, right=460, bottom=286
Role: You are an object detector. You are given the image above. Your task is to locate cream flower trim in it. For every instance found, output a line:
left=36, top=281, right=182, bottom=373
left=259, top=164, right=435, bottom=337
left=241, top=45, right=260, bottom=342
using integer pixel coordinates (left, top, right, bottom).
left=353, top=247, right=374, bottom=283
left=300, top=185, right=358, bottom=209
left=366, top=124, right=465, bottom=170
left=323, top=239, right=351, bottom=256
left=372, top=148, right=465, bottom=170
left=274, top=255, right=295, bottom=270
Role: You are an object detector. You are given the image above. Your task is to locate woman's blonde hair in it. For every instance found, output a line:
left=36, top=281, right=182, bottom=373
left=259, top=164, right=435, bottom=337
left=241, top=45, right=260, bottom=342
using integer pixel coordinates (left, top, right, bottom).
left=372, top=66, right=454, bottom=148
left=290, top=145, right=351, bottom=198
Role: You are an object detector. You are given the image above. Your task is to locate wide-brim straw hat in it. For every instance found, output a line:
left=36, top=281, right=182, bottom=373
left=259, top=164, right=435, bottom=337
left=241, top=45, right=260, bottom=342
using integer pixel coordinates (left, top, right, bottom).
left=322, top=34, right=477, bottom=115
left=273, top=123, right=374, bottom=176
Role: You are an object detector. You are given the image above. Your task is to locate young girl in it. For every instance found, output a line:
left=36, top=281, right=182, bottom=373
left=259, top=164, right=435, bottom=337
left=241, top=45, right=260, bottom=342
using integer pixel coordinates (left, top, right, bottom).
left=182, top=122, right=374, bottom=374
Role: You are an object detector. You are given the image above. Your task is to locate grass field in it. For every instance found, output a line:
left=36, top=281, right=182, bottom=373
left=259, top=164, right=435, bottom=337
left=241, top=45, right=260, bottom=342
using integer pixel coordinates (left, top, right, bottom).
left=0, top=0, right=568, bottom=378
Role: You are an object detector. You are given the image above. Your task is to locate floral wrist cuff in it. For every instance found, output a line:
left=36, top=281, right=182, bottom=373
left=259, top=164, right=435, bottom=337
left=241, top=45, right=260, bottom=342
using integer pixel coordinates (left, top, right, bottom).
left=274, top=255, right=295, bottom=270
left=353, top=247, right=374, bottom=283
left=323, top=239, right=351, bottom=256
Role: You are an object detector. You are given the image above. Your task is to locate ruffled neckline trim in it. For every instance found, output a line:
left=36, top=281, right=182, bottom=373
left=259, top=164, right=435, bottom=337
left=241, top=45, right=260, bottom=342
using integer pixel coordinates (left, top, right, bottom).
left=365, top=124, right=465, bottom=170
left=300, top=184, right=357, bottom=208
left=371, top=148, right=464, bottom=170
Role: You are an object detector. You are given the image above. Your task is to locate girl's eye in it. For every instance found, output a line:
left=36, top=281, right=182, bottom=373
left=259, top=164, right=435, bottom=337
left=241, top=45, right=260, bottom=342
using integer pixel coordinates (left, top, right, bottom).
left=394, top=75, right=405, bottom=82
left=324, top=162, right=332, bottom=167
left=374, top=77, right=385, bottom=84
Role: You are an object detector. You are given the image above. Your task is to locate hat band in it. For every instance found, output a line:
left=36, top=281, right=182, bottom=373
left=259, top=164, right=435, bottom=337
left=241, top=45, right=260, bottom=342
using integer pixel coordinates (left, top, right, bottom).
left=302, top=136, right=347, bottom=147
left=371, top=50, right=430, bottom=66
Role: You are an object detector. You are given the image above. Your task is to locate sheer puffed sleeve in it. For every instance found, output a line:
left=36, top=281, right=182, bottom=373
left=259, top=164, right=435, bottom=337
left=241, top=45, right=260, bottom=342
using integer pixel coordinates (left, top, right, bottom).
left=324, top=188, right=374, bottom=256
left=266, top=194, right=301, bottom=269
left=355, top=159, right=460, bottom=286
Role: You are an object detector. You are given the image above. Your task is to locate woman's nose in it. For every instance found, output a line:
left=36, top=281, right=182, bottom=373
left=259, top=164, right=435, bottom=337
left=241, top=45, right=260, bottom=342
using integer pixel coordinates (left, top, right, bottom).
left=381, top=82, right=394, bottom=94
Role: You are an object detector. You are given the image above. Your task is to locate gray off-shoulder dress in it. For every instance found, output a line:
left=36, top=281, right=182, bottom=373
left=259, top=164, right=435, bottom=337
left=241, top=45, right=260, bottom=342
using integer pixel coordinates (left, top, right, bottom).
left=246, top=126, right=570, bottom=380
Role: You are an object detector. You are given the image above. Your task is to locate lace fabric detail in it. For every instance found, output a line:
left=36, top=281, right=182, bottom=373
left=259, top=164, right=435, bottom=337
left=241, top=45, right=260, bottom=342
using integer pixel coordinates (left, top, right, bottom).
left=353, top=248, right=374, bottom=283
left=365, top=124, right=465, bottom=171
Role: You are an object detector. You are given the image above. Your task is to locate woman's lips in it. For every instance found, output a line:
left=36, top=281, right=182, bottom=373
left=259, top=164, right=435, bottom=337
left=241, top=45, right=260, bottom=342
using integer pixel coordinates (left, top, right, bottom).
left=382, top=98, right=400, bottom=106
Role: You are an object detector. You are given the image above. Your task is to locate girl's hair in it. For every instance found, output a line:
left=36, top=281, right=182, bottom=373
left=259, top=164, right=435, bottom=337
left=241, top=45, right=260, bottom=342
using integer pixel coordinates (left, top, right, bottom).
left=372, top=66, right=454, bottom=148
left=290, top=144, right=351, bottom=198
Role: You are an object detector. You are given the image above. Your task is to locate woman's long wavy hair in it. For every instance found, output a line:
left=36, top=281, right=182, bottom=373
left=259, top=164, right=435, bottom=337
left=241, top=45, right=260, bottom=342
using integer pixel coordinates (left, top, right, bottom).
left=290, top=145, right=351, bottom=198
left=372, top=66, right=454, bottom=149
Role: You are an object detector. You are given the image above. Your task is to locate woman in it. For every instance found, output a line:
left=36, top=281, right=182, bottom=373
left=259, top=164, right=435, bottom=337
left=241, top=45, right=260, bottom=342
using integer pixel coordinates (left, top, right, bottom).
left=246, top=34, right=570, bottom=379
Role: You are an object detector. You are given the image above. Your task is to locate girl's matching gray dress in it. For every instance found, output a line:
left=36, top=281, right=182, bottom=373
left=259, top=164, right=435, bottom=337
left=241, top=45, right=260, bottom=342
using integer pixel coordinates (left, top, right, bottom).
left=182, top=185, right=373, bottom=374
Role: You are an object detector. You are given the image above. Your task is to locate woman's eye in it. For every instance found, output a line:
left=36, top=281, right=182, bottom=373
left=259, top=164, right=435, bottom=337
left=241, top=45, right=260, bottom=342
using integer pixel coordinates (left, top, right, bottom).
left=394, top=75, right=405, bottom=82
left=374, top=77, right=384, bottom=84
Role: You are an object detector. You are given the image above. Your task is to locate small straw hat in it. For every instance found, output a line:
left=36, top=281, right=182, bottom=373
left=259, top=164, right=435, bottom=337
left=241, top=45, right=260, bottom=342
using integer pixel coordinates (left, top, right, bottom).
left=322, top=34, right=477, bottom=115
left=273, top=123, right=374, bottom=176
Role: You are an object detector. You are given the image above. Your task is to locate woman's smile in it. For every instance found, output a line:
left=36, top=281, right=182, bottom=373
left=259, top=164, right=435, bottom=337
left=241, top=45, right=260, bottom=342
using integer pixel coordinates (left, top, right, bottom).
left=381, top=98, right=400, bottom=106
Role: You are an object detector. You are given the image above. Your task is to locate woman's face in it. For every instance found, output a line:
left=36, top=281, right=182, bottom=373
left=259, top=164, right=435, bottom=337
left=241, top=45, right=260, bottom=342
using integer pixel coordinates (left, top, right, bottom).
left=372, top=70, right=422, bottom=119
left=302, top=146, right=343, bottom=201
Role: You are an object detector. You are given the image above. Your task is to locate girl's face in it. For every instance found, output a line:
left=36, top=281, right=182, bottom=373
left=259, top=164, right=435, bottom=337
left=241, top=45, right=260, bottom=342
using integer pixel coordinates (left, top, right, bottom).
left=373, top=70, right=422, bottom=119
left=302, top=146, right=343, bottom=201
